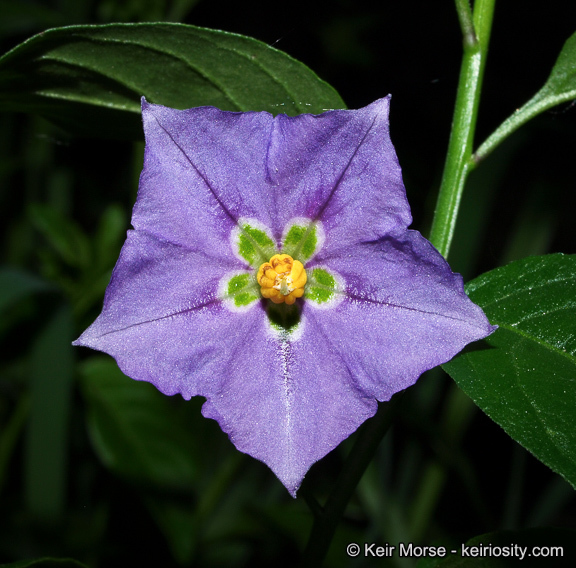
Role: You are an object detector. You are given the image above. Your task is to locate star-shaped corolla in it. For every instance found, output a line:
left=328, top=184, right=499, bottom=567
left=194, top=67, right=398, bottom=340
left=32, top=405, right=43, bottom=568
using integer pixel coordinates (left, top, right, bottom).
left=74, top=97, right=496, bottom=496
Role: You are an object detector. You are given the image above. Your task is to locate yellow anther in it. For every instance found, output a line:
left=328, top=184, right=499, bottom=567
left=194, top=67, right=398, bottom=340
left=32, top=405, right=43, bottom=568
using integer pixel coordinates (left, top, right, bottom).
left=257, top=254, right=307, bottom=305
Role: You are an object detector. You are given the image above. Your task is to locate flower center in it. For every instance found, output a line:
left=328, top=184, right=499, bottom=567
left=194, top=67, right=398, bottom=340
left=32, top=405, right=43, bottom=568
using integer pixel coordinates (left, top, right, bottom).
left=257, top=254, right=307, bottom=305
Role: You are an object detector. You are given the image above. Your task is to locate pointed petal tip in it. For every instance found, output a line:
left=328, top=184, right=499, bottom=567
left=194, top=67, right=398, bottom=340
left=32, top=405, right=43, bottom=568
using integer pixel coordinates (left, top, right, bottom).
left=71, top=331, right=89, bottom=347
left=365, top=95, right=391, bottom=114
left=71, top=335, right=95, bottom=350
left=288, top=487, right=299, bottom=499
left=279, top=474, right=302, bottom=499
left=486, top=323, right=499, bottom=337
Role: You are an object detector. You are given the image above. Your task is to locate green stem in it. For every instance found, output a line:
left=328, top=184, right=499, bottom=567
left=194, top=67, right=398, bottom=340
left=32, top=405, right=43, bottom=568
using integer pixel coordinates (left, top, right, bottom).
left=428, top=0, right=496, bottom=258
left=454, top=0, right=476, bottom=48
left=300, top=394, right=404, bottom=568
left=409, top=0, right=496, bottom=541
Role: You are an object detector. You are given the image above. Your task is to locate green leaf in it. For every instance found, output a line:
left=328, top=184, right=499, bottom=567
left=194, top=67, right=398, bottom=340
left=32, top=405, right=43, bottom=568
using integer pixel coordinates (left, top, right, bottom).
left=443, top=254, right=576, bottom=488
left=0, top=23, right=346, bottom=139
left=416, top=527, right=576, bottom=567
left=476, top=30, right=576, bottom=161
left=79, top=356, right=199, bottom=490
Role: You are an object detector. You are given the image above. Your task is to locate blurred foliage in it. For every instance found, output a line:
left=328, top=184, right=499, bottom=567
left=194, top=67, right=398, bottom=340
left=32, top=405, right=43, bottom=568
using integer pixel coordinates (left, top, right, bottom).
left=1, top=0, right=575, bottom=567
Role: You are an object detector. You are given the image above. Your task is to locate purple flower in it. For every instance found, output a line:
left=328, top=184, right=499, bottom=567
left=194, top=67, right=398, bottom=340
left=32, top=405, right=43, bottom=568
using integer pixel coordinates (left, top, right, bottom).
left=74, top=97, right=495, bottom=496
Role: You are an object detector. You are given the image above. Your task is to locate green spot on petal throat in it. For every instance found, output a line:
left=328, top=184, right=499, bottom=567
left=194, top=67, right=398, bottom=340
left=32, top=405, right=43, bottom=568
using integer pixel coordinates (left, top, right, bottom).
left=283, top=222, right=320, bottom=261
left=227, top=273, right=251, bottom=295
left=313, top=268, right=335, bottom=287
left=306, top=268, right=337, bottom=304
left=234, top=292, right=259, bottom=307
left=225, top=273, right=259, bottom=308
left=238, top=224, right=275, bottom=266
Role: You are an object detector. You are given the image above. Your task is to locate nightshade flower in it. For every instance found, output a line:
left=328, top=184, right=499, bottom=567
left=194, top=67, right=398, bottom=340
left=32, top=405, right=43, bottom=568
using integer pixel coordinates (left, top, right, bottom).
left=74, top=96, right=496, bottom=496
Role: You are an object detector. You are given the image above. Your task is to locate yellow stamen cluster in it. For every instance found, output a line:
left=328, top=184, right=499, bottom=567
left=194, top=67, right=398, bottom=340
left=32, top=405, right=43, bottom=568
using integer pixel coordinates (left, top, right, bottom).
left=257, top=254, right=307, bottom=305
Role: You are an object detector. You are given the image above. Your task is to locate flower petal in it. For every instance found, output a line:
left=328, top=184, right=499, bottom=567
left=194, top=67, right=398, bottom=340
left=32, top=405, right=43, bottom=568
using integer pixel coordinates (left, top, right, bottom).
left=136, top=99, right=280, bottom=255
left=306, top=230, right=497, bottom=399
left=73, top=229, right=247, bottom=396
left=201, top=321, right=377, bottom=496
left=264, top=96, right=411, bottom=251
